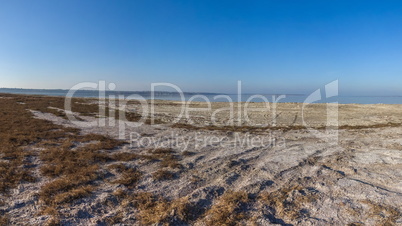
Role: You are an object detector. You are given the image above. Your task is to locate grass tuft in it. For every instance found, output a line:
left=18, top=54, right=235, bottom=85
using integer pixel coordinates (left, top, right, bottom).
left=109, top=164, right=142, bottom=187
left=132, top=192, right=190, bottom=225
left=205, top=190, right=249, bottom=226
left=259, top=185, right=318, bottom=220
left=152, top=169, right=175, bottom=181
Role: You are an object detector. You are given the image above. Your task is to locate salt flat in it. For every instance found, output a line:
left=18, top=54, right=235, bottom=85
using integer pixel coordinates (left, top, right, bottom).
left=1, top=95, right=402, bottom=225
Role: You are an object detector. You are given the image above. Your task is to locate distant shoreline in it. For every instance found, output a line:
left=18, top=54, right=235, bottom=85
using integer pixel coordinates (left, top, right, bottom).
left=1, top=88, right=402, bottom=104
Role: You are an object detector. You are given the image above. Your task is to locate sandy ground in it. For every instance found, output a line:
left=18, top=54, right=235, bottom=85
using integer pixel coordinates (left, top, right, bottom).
left=3, top=100, right=402, bottom=225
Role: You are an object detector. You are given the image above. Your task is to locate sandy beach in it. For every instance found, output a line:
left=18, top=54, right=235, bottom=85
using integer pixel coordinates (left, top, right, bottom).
left=1, top=93, right=402, bottom=225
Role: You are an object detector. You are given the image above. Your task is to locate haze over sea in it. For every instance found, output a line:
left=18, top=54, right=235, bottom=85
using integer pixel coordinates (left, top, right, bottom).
left=1, top=88, right=402, bottom=104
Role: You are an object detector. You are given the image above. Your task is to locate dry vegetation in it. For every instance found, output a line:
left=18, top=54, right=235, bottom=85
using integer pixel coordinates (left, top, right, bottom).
left=0, top=94, right=256, bottom=225
left=148, top=148, right=184, bottom=169
left=133, top=192, right=190, bottom=224
left=0, top=95, right=67, bottom=193
left=0, top=94, right=135, bottom=222
left=0, top=215, right=9, bottom=225
left=2, top=93, right=402, bottom=225
left=152, top=169, right=175, bottom=181
left=102, top=190, right=192, bottom=224
left=259, top=184, right=318, bottom=221
left=204, top=190, right=250, bottom=225
left=108, top=163, right=142, bottom=187
left=0, top=94, right=164, bottom=224
left=172, top=121, right=402, bottom=133
left=360, top=199, right=401, bottom=225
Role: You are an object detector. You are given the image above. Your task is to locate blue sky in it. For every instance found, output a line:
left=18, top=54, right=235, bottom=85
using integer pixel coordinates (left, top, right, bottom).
left=1, top=0, right=402, bottom=95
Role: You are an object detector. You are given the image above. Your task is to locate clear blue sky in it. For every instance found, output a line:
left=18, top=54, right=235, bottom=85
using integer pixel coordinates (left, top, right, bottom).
left=1, top=0, right=402, bottom=95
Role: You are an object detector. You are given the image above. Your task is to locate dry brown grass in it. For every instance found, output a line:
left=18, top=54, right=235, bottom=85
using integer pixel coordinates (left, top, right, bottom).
left=15, top=93, right=163, bottom=124
left=347, top=223, right=364, bottom=226
left=172, top=123, right=307, bottom=133
left=0, top=94, right=69, bottom=193
left=0, top=215, right=9, bottom=225
left=182, top=151, right=195, bottom=156
left=152, top=169, right=175, bottom=181
left=204, top=190, right=249, bottom=226
left=40, top=147, right=104, bottom=177
left=0, top=94, right=147, bottom=223
left=39, top=172, right=99, bottom=205
left=53, top=185, right=95, bottom=204
left=37, top=133, right=127, bottom=208
left=131, top=192, right=190, bottom=225
left=112, top=188, right=127, bottom=199
left=39, top=207, right=59, bottom=216
left=148, top=147, right=174, bottom=155
left=259, top=185, right=318, bottom=221
left=0, top=161, right=37, bottom=193
left=45, top=216, right=61, bottom=226
left=360, top=200, right=401, bottom=225
left=109, top=164, right=142, bottom=187
left=105, top=210, right=124, bottom=224
left=160, top=155, right=183, bottom=169
left=114, top=191, right=193, bottom=224
left=148, top=148, right=183, bottom=169
left=0, top=94, right=177, bottom=223
left=172, top=121, right=402, bottom=133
